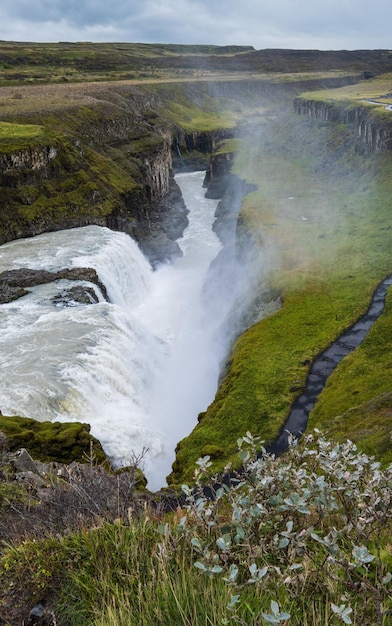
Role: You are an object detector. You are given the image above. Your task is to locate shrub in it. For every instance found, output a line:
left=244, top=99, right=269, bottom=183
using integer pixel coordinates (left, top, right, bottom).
left=175, top=431, right=392, bottom=625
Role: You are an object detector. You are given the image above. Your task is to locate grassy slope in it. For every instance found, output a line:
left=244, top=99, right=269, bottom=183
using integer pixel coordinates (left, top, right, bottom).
left=0, top=120, right=50, bottom=146
left=298, top=71, right=392, bottom=104
left=171, top=96, right=392, bottom=483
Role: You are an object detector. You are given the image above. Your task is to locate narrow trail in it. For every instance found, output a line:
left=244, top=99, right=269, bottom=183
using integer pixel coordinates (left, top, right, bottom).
left=267, top=274, right=392, bottom=456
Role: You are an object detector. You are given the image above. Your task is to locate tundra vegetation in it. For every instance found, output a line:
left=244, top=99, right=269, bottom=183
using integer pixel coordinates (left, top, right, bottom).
left=0, top=43, right=392, bottom=623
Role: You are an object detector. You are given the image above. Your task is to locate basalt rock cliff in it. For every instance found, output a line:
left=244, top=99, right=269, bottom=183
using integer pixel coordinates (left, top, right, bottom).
left=294, top=97, right=392, bottom=152
left=0, top=119, right=184, bottom=265
left=0, top=74, right=365, bottom=268
left=0, top=108, right=234, bottom=267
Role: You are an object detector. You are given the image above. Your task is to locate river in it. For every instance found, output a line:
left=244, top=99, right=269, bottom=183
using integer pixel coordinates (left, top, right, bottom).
left=0, top=171, right=234, bottom=490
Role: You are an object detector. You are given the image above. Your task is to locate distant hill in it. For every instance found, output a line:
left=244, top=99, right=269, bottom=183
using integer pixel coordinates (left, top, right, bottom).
left=0, top=42, right=391, bottom=86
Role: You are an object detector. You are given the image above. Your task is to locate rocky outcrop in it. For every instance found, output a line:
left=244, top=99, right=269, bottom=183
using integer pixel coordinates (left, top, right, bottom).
left=0, top=267, right=108, bottom=303
left=203, top=150, right=235, bottom=199
left=294, top=98, right=392, bottom=151
left=0, top=425, right=148, bottom=626
left=203, top=148, right=256, bottom=241
left=0, top=425, right=148, bottom=541
left=0, top=416, right=106, bottom=465
left=117, top=127, right=190, bottom=265
left=143, top=130, right=173, bottom=199
left=112, top=125, right=235, bottom=265
left=0, top=130, right=187, bottom=266
left=173, top=128, right=235, bottom=170
left=0, top=146, right=58, bottom=186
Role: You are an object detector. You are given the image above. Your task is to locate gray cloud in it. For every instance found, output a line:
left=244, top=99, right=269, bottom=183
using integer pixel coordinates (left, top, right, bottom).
left=0, top=0, right=391, bottom=49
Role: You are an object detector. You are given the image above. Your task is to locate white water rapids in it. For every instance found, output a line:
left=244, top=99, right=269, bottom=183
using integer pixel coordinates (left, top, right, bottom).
left=0, top=171, right=236, bottom=490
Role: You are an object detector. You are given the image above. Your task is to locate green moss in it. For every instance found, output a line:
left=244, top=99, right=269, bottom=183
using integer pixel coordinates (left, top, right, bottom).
left=0, top=127, right=143, bottom=236
left=199, top=444, right=225, bottom=459
left=214, top=138, right=242, bottom=154
left=0, top=415, right=106, bottom=464
left=163, top=101, right=236, bottom=131
left=148, top=83, right=238, bottom=132
left=0, top=121, right=52, bottom=152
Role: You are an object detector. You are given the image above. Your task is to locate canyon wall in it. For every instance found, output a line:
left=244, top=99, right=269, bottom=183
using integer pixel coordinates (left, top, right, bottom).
left=0, top=74, right=363, bottom=264
left=0, top=98, right=234, bottom=265
left=294, top=97, right=392, bottom=152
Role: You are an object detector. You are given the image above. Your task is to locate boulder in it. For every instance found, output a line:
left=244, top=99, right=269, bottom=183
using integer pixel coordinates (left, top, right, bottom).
left=11, top=448, right=40, bottom=473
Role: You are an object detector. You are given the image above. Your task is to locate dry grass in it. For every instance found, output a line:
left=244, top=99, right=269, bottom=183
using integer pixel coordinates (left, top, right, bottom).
left=0, top=71, right=354, bottom=118
left=301, top=72, right=392, bottom=104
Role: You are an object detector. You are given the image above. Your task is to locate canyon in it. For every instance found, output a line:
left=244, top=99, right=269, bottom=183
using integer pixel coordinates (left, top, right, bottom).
left=1, top=65, right=392, bottom=484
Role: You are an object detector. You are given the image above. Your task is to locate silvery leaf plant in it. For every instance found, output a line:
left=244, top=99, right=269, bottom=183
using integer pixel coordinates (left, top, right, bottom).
left=171, top=430, right=392, bottom=624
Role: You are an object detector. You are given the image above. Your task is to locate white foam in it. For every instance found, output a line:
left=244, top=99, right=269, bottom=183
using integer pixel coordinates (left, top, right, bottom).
left=0, top=173, right=232, bottom=490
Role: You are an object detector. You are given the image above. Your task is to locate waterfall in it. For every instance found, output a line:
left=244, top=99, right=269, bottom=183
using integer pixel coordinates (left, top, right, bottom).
left=0, top=171, right=229, bottom=490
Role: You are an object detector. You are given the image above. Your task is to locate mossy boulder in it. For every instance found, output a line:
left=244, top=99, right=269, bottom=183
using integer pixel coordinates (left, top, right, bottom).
left=0, top=415, right=106, bottom=464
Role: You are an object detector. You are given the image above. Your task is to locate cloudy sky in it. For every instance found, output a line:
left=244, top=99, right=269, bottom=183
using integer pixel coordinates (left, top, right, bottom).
left=0, top=0, right=390, bottom=51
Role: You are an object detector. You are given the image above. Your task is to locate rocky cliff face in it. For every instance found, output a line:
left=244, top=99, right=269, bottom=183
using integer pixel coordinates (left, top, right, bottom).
left=203, top=150, right=235, bottom=199
left=0, top=145, right=58, bottom=186
left=105, top=124, right=191, bottom=265
left=294, top=98, right=392, bottom=152
left=0, top=94, right=235, bottom=266
left=174, top=128, right=235, bottom=164
left=0, top=124, right=179, bottom=264
left=0, top=74, right=362, bottom=265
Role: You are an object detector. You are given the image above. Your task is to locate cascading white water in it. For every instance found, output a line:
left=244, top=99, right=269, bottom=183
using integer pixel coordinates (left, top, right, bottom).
left=0, top=171, right=232, bottom=490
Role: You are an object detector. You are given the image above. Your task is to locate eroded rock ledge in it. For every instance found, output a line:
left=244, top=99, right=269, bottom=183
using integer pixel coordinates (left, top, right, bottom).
left=0, top=267, right=108, bottom=304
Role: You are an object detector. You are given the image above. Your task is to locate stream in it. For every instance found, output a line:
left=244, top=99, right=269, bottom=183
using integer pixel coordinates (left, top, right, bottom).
left=267, top=274, right=392, bottom=456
